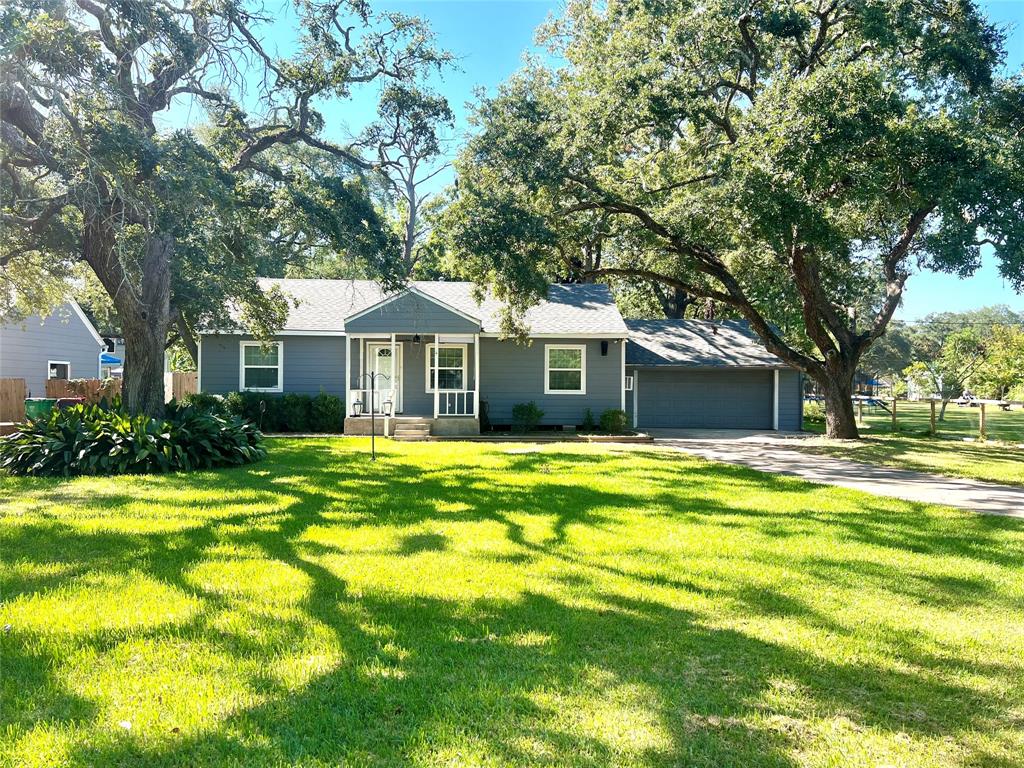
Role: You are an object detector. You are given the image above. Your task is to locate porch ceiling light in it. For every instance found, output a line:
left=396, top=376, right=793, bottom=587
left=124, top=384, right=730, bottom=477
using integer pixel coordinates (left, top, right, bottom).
left=412, top=333, right=422, bottom=346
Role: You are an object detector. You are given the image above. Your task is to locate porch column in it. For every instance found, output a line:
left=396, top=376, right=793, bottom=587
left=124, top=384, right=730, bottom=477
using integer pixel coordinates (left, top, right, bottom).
left=387, top=333, right=396, bottom=435
left=433, top=334, right=439, bottom=418
left=620, top=338, right=626, bottom=411
left=474, top=332, right=480, bottom=419
left=344, top=333, right=350, bottom=417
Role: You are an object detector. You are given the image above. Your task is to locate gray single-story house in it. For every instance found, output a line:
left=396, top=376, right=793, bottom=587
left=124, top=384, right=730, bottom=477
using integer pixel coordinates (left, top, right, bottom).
left=198, top=279, right=802, bottom=435
left=0, top=300, right=105, bottom=396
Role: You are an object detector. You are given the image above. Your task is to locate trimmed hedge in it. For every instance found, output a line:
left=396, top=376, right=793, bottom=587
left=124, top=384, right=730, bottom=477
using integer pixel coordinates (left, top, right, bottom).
left=512, top=402, right=544, bottom=433
left=222, top=390, right=345, bottom=433
left=0, top=403, right=266, bottom=477
left=599, top=409, right=630, bottom=434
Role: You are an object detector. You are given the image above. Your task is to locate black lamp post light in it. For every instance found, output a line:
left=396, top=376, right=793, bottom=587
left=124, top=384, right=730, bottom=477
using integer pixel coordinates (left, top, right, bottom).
left=351, top=372, right=393, bottom=460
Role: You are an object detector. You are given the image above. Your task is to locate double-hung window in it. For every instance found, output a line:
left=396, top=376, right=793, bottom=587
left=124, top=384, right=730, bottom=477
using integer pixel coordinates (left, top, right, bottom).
left=426, top=344, right=466, bottom=392
left=545, top=345, right=586, bottom=394
left=240, top=341, right=283, bottom=392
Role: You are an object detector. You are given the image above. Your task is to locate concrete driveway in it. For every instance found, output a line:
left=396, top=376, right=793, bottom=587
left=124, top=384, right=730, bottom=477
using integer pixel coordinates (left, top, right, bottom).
left=643, top=429, right=1024, bottom=518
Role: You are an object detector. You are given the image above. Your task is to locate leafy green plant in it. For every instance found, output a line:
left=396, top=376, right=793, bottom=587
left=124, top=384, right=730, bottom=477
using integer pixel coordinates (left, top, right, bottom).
left=224, top=391, right=281, bottom=431
left=599, top=409, right=629, bottom=434
left=804, top=400, right=826, bottom=424
left=0, top=404, right=266, bottom=477
left=281, top=393, right=312, bottom=432
left=177, top=391, right=227, bottom=416
left=311, top=391, right=344, bottom=433
left=581, top=408, right=597, bottom=432
left=511, top=402, right=544, bottom=433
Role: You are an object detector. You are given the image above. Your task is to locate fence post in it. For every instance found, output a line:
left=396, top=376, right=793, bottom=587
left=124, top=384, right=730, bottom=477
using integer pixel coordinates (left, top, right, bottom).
left=930, top=399, right=936, bottom=436
left=857, top=399, right=864, bottom=424
left=979, top=402, right=986, bottom=441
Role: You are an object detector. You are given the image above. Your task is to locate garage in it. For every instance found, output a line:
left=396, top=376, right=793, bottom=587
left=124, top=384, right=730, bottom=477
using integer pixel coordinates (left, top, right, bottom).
left=634, top=368, right=774, bottom=429
left=625, top=320, right=803, bottom=431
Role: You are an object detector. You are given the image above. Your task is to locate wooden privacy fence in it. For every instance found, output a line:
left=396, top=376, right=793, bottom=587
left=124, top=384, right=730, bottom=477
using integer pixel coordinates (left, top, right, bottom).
left=1, top=378, right=27, bottom=429
left=165, top=371, right=198, bottom=402
left=45, top=377, right=122, bottom=403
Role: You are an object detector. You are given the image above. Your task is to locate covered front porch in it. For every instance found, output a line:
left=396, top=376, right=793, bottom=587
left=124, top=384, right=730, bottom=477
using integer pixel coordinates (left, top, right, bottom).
left=344, top=332, right=481, bottom=431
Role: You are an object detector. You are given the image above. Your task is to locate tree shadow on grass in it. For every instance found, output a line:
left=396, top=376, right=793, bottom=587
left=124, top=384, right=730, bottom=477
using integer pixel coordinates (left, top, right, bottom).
left=2, top=439, right=1023, bottom=766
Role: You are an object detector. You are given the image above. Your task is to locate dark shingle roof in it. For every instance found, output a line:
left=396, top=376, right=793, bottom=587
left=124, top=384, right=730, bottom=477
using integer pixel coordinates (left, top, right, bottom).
left=249, top=279, right=628, bottom=336
left=626, top=319, right=786, bottom=368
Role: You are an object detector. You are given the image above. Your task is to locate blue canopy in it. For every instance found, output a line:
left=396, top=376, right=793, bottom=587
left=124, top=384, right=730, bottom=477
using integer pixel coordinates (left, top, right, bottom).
left=100, top=353, right=121, bottom=364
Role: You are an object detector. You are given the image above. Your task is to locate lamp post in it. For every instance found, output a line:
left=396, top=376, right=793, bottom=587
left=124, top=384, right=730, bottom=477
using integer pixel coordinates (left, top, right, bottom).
left=352, top=372, right=392, bottom=460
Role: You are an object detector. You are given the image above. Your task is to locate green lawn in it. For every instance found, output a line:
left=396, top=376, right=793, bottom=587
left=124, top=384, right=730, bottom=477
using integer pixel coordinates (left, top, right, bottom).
left=800, top=401, right=1024, bottom=486
left=2, top=438, right=1024, bottom=768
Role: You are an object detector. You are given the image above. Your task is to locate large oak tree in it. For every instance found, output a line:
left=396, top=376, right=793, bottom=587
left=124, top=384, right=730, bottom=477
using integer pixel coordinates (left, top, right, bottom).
left=440, top=0, right=1024, bottom=438
left=1, top=0, right=446, bottom=416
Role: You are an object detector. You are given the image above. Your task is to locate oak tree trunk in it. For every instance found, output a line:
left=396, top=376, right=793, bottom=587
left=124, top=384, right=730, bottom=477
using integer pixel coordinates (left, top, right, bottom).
left=84, top=220, right=174, bottom=419
left=816, top=370, right=860, bottom=439
left=122, top=319, right=169, bottom=418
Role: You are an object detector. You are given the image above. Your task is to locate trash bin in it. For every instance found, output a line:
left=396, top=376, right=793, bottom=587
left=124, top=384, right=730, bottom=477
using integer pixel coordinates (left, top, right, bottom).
left=24, top=398, right=57, bottom=419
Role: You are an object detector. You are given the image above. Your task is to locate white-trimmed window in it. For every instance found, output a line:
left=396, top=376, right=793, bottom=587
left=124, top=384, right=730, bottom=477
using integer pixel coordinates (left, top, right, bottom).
left=545, top=344, right=586, bottom=394
left=48, top=361, right=70, bottom=380
left=426, top=344, right=467, bottom=392
left=239, top=341, right=283, bottom=392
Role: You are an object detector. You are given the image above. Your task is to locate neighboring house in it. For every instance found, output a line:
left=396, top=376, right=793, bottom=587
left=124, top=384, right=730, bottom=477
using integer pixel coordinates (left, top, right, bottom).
left=0, top=300, right=105, bottom=396
left=198, top=279, right=803, bottom=435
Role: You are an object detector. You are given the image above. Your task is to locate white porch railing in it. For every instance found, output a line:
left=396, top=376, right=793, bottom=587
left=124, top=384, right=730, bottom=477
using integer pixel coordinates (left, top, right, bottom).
left=435, top=389, right=475, bottom=417
left=348, top=388, right=396, bottom=416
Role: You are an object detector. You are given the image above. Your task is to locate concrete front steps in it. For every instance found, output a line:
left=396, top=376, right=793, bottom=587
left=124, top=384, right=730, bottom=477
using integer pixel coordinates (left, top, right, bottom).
left=392, top=419, right=432, bottom=442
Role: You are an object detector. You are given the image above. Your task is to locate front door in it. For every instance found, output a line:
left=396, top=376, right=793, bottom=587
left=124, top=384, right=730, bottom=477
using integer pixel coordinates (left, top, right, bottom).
left=367, top=343, right=403, bottom=413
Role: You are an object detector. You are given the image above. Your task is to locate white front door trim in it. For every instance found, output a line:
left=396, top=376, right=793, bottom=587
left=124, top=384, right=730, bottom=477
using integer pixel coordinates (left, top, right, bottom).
left=367, top=341, right=403, bottom=413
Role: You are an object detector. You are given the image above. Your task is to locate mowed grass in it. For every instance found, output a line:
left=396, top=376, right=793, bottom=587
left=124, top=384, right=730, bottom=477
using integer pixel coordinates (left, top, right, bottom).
left=801, top=401, right=1024, bottom=485
left=2, top=438, right=1023, bottom=768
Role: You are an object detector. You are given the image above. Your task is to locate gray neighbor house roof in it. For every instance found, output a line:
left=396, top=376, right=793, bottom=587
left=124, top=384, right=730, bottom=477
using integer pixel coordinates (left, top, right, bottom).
left=625, top=319, right=787, bottom=368
left=251, top=278, right=630, bottom=336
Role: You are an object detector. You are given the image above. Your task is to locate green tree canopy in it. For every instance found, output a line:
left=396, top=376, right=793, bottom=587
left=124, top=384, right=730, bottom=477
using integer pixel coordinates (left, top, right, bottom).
left=439, top=0, right=1024, bottom=438
left=1, top=0, right=448, bottom=415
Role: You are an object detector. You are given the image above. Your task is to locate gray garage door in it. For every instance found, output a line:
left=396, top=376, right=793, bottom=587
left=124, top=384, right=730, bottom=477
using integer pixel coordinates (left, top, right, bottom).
left=635, top=369, right=773, bottom=429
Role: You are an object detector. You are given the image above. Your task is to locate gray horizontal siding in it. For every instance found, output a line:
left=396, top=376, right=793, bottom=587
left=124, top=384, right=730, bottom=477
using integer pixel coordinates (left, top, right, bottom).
left=480, top=337, right=624, bottom=426
left=0, top=304, right=102, bottom=397
left=628, top=366, right=803, bottom=431
left=635, top=368, right=773, bottom=429
left=345, top=292, right=479, bottom=334
left=200, top=335, right=346, bottom=397
left=778, top=369, right=802, bottom=431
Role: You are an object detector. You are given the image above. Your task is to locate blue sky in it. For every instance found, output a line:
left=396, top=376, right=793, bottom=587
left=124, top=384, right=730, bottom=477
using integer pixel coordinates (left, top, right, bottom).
left=184, top=0, right=1024, bottom=320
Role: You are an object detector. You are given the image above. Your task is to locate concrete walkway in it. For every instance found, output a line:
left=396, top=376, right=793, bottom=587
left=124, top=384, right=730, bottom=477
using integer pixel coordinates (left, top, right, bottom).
left=642, top=430, right=1024, bottom=518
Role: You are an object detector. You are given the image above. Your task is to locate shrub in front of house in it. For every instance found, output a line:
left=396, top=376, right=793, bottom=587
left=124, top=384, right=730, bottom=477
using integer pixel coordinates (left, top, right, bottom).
left=177, top=391, right=228, bottom=416
left=512, top=401, right=545, bottom=433
left=599, top=409, right=630, bottom=434
left=223, top=391, right=344, bottom=432
left=0, top=403, right=266, bottom=477
left=281, top=393, right=312, bottom=432
left=581, top=408, right=597, bottom=432
left=310, top=392, right=344, bottom=432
